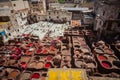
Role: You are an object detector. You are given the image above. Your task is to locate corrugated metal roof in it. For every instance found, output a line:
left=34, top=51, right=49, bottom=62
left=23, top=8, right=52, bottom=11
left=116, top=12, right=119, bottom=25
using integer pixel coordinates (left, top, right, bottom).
left=61, top=7, right=89, bottom=11
left=61, top=7, right=93, bottom=12
left=0, top=0, right=9, bottom=2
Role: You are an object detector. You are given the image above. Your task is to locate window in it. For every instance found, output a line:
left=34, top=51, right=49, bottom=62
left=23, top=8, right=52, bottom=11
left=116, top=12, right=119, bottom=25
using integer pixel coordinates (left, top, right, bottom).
left=39, top=1, right=42, bottom=3
left=117, top=13, right=120, bottom=27
left=48, top=12, right=50, bottom=15
left=11, top=10, right=14, bottom=13
left=13, top=4, right=16, bottom=7
left=8, top=27, right=10, bottom=30
left=118, top=23, right=120, bottom=27
left=0, top=16, right=10, bottom=22
left=15, top=19, right=17, bottom=22
left=107, top=23, right=112, bottom=30
left=20, top=13, right=22, bottom=17
left=8, top=33, right=11, bottom=36
left=57, top=16, right=59, bottom=19
left=99, top=21, right=102, bottom=25
left=32, top=2, right=38, bottom=4
left=118, top=12, right=120, bottom=19
left=103, top=11, right=105, bottom=16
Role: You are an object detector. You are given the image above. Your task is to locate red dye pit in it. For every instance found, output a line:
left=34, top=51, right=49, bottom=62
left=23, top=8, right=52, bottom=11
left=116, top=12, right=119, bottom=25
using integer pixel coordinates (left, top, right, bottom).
left=98, top=55, right=107, bottom=60
left=45, top=62, right=51, bottom=68
left=25, top=51, right=32, bottom=55
left=31, top=73, right=40, bottom=79
left=102, top=61, right=111, bottom=69
left=50, top=46, right=55, bottom=51
left=21, top=62, right=27, bottom=69
left=47, top=56, right=53, bottom=60
left=42, top=49, right=48, bottom=54
left=28, top=43, right=33, bottom=47
left=36, top=49, right=42, bottom=54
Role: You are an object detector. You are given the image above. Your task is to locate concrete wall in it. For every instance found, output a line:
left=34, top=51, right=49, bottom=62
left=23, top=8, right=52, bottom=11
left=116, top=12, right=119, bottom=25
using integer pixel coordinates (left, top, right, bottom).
left=10, top=0, right=30, bottom=26
left=94, top=1, right=120, bottom=31
left=46, top=10, right=72, bottom=22
left=30, top=0, right=46, bottom=15
left=37, top=15, right=46, bottom=21
left=63, top=0, right=74, bottom=3
left=74, top=0, right=83, bottom=3
left=16, top=10, right=28, bottom=26
left=0, top=1, right=18, bottom=30
left=24, top=1, right=30, bottom=9
left=0, top=7, right=11, bottom=16
left=11, top=0, right=29, bottom=11
left=47, top=0, right=58, bottom=3
left=0, top=2, right=13, bottom=17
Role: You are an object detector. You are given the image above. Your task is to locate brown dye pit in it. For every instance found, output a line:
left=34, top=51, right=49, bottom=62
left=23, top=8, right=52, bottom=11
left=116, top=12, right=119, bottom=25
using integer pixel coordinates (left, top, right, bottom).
left=8, top=70, right=19, bottom=79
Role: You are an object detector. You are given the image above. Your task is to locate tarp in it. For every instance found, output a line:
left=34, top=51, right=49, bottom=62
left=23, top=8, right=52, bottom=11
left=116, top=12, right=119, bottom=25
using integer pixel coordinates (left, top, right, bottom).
left=1, top=30, right=6, bottom=36
left=0, top=30, right=6, bottom=36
